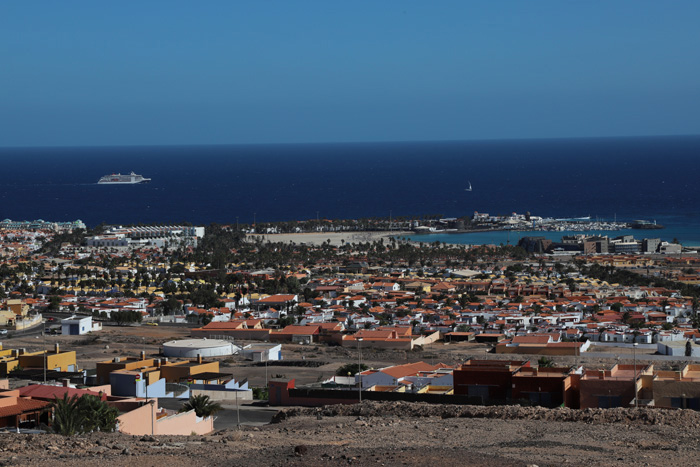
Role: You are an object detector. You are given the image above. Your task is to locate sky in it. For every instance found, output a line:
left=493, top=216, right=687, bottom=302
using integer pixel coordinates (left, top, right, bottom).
left=2, top=1, right=700, bottom=147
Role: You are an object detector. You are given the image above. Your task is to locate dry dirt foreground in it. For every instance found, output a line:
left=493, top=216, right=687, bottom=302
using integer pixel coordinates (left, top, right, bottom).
left=3, top=402, right=700, bottom=467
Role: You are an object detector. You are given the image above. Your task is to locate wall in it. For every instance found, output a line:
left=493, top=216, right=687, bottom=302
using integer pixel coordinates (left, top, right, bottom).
left=191, top=388, right=253, bottom=402
left=160, top=361, right=219, bottom=383
left=96, top=358, right=156, bottom=385
left=116, top=402, right=155, bottom=436
left=453, top=368, right=516, bottom=400
left=190, top=329, right=271, bottom=341
left=111, top=373, right=167, bottom=398
left=340, top=338, right=413, bottom=350
left=511, top=374, right=567, bottom=408
left=657, top=342, right=700, bottom=357
left=15, top=314, right=42, bottom=331
left=579, top=378, right=635, bottom=409
left=19, top=351, right=77, bottom=372
left=269, top=380, right=508, bottom=407
left=652, top=379, right=700, bottom=408
left=495, top=344, right=586, bottom=356
left=155, top=409, right=214, bottom=436
left=413, top=331, right=442, bottom=347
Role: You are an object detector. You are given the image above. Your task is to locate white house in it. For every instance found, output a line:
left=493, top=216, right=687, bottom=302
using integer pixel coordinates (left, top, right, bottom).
left=356, top=361, right=448, bottom=389
left=241, top=343, right=282, bottom=362
left=61, top=315, right=100, bottom=335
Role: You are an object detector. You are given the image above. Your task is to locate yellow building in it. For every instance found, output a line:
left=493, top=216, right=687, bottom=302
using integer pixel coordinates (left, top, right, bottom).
left=0, top=344, right=77, bottom=376
left=0, top=299, right=29, bottom=326
left=6, top=299, right=29, bottom=316
left=18, top=344, right=78, bottom=372
left=0, top=354, right=20, bottom=376
left=96, top=353, right=155, bottom=385
left=160, top=356, right=219, bottom=383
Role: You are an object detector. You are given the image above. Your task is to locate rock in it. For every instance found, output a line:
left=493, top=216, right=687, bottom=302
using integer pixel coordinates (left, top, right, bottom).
left=294, top=445, right=308, bottom=456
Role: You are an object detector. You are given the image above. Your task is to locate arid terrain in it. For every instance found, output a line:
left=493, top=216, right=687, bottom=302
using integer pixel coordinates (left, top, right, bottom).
left=2, top=401, right=700, bottom=466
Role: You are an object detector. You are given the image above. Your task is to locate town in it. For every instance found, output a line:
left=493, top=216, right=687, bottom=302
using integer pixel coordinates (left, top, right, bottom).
left=2, top=217, right=700, bottom=461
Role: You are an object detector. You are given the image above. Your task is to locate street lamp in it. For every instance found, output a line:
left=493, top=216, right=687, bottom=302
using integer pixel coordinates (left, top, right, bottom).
left=357, top=337, right=364, bottom=403
left=633, top=342, right=639, bottom=408
left=42, top=325, right=47, bottom=384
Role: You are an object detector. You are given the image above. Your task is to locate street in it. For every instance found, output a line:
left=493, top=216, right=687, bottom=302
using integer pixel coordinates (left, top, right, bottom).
left=156, top=398, right=278, bottom=429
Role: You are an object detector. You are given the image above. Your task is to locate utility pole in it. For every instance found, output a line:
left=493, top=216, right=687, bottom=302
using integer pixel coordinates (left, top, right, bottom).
left=357, top=338, right=364, bottom=403
left=43, top=328, right=46, bottom=384
left=633, top=342, right=638, bottom=408
left=146, top=373, right=154, bottom=435
left=235, top=389, right=240, bottom=429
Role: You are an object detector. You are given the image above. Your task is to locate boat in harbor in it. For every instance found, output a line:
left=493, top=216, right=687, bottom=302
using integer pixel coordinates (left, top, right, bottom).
left=98, top=172, right=151, bottom=184
left=630, top=220, right=664, bottom=230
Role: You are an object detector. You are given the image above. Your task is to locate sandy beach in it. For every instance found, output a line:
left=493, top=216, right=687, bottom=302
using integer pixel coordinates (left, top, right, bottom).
left=248, top=231, right=413, bottom=246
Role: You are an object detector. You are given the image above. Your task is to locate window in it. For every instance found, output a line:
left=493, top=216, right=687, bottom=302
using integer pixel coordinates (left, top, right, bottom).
left=523, top=392, right=553, bottom=406
left=670, top=397, right=700, bottom=410
left=597, top=395, right=622, bottom=408
left=467, top=385, right=490, bottom=399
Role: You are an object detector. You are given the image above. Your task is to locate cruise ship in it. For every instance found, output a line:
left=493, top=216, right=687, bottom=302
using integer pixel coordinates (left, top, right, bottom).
left=98, top=172, right=151, bottom=184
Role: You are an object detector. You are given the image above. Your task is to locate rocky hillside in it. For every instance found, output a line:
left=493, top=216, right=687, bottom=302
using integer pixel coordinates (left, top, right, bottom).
left=2, top=402, right=699, bottom=466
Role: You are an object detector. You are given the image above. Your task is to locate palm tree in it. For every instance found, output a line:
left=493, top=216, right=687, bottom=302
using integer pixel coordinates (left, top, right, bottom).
left=51, top=394, right=84, bottom=436
left=179, top=394, right=222, bottom=418
left=77, top=395, right=118, bottom=433
left=51, top=394, right=118, bottom=436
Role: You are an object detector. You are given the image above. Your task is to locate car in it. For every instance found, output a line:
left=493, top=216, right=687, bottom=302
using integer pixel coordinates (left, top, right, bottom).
left=145, top=322, right=158, bottom=326
left=0, top=329, right=8, bottom=336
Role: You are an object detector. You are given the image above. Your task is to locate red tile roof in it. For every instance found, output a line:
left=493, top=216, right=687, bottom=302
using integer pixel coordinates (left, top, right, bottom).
left=0, top=398, right=50, bottom=418
left=18, top=385, right=104, bottom=401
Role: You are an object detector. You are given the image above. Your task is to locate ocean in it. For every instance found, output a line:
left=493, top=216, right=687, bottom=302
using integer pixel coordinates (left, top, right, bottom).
left=1, top=135, right=699, bottom=245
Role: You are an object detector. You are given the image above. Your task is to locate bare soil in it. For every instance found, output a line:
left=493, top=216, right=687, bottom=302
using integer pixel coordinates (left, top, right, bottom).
left=3, top=401, right=700, bottom=466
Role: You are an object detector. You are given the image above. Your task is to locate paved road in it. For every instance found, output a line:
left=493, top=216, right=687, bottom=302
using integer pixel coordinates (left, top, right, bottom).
left=156, top=398, right=278, bottom=429
left=3, top=322, right=46, bottom=339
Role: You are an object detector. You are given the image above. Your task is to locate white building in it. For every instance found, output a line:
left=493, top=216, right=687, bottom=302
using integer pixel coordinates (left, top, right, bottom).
left=241, top=343, right=282, bottom=362
left=61, top=315, right=100, bottom=335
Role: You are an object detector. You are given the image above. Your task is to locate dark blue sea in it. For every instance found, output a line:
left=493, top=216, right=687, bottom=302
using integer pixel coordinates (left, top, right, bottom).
left=1, top=136, right=700, bottom=244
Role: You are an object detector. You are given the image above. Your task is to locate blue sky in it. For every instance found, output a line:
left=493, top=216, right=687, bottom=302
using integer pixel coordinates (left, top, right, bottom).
left=2, top=1, right=700, bottom=146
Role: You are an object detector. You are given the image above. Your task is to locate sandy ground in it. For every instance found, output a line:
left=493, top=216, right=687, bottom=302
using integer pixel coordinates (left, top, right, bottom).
left=248, top=231, right=413, bottom=246
left=4, top=402, right=700, bottom=466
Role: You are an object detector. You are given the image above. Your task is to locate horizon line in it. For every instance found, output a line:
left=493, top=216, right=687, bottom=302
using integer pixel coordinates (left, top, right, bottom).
left=2, top=133, right=700, bottom=150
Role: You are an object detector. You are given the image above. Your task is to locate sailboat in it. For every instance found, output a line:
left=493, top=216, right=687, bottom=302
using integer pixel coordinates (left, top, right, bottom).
left=465, top=181, right=472, bottom=192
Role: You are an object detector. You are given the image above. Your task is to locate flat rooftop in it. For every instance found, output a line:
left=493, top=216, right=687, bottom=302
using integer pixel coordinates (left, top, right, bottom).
left=162, top=339, right=234, bottom=349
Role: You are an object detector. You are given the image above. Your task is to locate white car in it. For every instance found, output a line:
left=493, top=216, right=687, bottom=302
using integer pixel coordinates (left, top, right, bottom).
left=0, top=329, right=7, bottom=336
